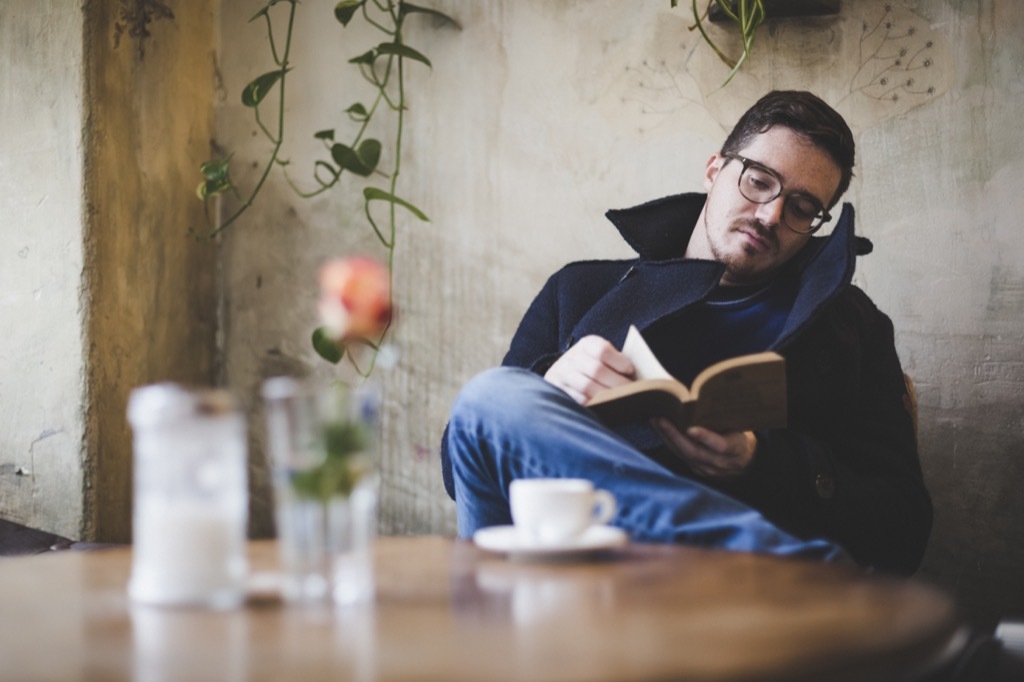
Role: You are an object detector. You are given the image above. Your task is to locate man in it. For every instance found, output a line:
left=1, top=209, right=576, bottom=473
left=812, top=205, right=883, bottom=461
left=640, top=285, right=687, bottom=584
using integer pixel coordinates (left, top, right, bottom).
left=441, top=90, right=932, bottom=575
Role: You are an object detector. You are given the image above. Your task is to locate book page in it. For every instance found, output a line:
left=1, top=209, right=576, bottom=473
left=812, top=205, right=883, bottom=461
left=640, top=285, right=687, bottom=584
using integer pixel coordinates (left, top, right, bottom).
left=621, top=326, right=673, bottom=381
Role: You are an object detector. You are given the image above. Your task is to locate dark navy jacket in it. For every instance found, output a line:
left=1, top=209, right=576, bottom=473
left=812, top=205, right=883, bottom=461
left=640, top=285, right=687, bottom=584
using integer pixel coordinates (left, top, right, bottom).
left=443, top=193, right=932, bottom=575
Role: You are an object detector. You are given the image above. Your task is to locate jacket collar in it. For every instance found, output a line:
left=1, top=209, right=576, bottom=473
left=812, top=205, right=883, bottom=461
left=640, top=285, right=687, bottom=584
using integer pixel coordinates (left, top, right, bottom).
left=604, top=192, right=707, bottom=261
left=604, top=192, right=870, bottom=267
left=588, top=193, right=869, bottom=349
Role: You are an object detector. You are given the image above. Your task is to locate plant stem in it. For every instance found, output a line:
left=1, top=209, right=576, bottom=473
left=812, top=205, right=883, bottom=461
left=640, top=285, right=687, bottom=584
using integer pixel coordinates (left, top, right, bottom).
left=210, top=1, right=296, bottom=238
left=362, top=1, right=404, bottom=377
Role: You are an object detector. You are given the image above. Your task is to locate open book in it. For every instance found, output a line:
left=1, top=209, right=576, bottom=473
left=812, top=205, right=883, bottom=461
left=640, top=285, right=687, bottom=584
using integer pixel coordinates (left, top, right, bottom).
left=585, top=326, right=787, bottom=433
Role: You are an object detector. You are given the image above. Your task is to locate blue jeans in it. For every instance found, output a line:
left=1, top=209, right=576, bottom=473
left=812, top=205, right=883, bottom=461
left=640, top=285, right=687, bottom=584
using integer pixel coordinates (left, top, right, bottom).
left=446, top=367, right=848, bottom=562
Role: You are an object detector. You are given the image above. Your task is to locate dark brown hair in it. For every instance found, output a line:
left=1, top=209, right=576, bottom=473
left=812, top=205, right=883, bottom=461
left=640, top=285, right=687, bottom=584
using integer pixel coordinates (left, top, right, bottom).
left=721, top=90, right=855, bottom=208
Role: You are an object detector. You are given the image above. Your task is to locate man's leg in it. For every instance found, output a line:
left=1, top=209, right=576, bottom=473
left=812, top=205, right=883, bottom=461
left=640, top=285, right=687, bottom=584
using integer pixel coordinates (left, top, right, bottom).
left=447, top=367, right=847, bottom=562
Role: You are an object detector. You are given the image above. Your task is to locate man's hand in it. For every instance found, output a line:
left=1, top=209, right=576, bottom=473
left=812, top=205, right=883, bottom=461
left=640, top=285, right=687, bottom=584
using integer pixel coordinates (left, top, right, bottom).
left=544, top=335, right=635, bottom=405
left=651, top=419, right=758, bottom=478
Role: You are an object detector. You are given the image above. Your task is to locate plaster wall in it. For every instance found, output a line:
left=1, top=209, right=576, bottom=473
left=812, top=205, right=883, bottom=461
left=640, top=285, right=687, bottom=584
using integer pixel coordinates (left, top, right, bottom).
left=0, top=1, right=86, bottom=539
left=217, top=0, right=1023, bottom=627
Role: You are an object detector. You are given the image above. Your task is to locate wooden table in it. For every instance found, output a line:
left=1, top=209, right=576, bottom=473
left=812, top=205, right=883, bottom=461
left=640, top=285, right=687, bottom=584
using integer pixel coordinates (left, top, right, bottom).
left=0, top=536, right=963, bottom=681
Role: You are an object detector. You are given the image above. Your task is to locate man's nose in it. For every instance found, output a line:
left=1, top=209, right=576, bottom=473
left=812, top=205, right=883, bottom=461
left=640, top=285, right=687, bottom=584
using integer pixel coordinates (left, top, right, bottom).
left=754, top=195, right=785, bottom=228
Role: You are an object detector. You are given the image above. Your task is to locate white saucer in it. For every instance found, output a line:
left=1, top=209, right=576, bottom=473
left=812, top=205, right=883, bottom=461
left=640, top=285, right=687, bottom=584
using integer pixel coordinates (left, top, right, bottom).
left=473, top=525, right=629, bottom=559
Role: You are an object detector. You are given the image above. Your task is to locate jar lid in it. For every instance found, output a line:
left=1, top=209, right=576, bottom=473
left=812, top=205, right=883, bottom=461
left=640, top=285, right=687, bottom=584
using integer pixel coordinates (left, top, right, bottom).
left=127, top=383, right=237, bottom=428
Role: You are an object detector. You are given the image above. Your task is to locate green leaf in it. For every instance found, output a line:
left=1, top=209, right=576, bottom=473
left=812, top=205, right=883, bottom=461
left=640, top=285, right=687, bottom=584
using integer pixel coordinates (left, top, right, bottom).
left=376, top=42, right=432, bottom=69
left=331, top=143, right=374, bottom=176
left=349, top=49, right=377, bottom=66
left=334, top=0, right=363, bottom=27
left=318, top=458, right=358, bottom=498
left=241, top=69, right=289, bottom=107
left=364, top=187, right=429, bottom=221
left=314, top=129, right=335, bottom=141
left=197, top=158, right=234, bottom=200
left=200, top=157, right=231, bottom=181
left=324, top=420, right=369, bottom=460
left=290, top=458, right=357, bottom=501
left=399, top=3, right=461, bottom=29
left=197, top=178, right=232, bottom=200
left=357, top=139, right=382, bottom=172
left=312, top=327, right=345, bottom=364
left=346, top=103, right=369, bottom=121
left=287, top=466, right=322, bottom=500
left=287, top=417, right=370, bottom=501
left=690, top=0, right=736, bottom=69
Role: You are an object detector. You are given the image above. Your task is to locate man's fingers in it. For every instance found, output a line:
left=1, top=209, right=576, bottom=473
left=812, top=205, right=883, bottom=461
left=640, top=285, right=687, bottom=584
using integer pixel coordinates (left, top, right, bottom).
left=545, top=336, right=635, bottom=403
left=652, top=419, right=755, bottom=477
left=570, top=354, right=633, bottom=392
left=652, top=418, right=704, bottom=461
left=684, top=426, right=729, bottom=452
left=576, top=335, right=635, bottom=377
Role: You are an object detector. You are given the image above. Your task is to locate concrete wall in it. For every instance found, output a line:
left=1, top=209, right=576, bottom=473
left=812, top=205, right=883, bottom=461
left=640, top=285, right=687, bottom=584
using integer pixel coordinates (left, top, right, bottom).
left=0, top=1, right=217, bottom=542
left=217, top=0, right=1024, bottom=627
left=0, top=1, right=87, bottom=539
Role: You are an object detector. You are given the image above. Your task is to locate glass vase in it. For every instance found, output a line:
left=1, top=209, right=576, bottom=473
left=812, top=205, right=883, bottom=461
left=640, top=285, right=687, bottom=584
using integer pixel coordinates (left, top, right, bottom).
left=262, top=377, right=380, bottom=605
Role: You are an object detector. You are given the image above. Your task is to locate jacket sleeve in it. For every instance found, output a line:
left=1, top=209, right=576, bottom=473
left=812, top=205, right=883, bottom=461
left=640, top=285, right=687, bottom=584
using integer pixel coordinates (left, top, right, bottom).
left=730, top=293, right=932, bottom=575
left=501, top=271, right=565, bottom=374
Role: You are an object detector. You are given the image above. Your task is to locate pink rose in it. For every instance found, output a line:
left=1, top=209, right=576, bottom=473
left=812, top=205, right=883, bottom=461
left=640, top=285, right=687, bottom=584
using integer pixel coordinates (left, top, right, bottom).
left=318, top=257, right=392, bottom=342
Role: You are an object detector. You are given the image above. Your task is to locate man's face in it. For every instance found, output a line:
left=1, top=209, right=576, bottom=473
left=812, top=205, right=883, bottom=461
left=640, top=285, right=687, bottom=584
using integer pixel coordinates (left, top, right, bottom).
left=689, top=126, right=843, bottom=286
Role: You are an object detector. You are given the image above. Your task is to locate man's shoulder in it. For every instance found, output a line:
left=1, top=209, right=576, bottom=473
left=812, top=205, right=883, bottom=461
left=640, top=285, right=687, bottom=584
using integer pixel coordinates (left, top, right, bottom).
left=824, top=284, right=894, bottom=332
left=548, top=258, right=636, bottom=280
left=535, top=259, right=638, bottom=305
left=835, top=284, right=884, bottom=312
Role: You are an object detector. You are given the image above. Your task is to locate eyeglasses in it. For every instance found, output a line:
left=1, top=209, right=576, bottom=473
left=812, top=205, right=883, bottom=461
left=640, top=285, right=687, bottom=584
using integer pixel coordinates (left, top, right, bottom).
left=722, top=152, right=832, bottom=234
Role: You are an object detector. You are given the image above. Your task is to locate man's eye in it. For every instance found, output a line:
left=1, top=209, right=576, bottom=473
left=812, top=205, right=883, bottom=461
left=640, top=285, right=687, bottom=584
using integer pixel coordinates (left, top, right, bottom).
left=744, top=171, right=774, bottom=193
left=789, top=198, right=820, bottom=219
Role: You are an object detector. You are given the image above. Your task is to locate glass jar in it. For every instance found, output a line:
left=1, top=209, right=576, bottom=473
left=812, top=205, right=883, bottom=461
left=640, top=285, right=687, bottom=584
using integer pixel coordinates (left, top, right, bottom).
left=126, top=384, right=249, bottom=609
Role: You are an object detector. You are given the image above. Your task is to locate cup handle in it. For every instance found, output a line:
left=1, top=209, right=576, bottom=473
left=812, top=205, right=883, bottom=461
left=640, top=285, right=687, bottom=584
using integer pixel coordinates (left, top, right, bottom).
left=591, top=490, right=617, bottom=526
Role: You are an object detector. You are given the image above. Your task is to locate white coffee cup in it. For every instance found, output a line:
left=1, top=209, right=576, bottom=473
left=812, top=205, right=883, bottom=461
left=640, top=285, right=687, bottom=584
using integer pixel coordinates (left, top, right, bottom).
left=509, top=478, right=617, bottom=546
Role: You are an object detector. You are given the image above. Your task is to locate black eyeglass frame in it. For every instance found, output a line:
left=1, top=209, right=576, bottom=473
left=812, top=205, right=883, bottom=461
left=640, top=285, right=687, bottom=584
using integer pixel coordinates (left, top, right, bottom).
left=721, top=152, right=833, bottom=235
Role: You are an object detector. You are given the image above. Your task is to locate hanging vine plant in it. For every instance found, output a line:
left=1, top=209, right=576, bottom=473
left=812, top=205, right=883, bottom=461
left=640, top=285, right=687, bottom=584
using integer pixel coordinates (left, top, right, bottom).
left=675, top=1, right=842, bottom=86
left=197, top=0, right=459, bottom=376
left=673, top=0, right=766, bottom=86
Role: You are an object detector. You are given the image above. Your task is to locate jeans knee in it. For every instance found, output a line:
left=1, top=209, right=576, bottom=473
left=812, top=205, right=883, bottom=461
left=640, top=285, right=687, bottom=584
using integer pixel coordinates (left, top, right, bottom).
left=450, top=366, right=555, bottom=431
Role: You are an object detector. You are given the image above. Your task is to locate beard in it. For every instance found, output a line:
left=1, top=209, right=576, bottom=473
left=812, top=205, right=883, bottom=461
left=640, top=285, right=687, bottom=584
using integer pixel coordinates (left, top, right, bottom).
left=705, top=214, right=781, bottom=285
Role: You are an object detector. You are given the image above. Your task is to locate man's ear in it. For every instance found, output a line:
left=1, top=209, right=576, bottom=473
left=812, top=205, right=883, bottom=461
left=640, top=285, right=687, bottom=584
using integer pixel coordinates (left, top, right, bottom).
left=703, top=153, right=725, bottom=191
